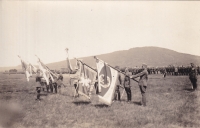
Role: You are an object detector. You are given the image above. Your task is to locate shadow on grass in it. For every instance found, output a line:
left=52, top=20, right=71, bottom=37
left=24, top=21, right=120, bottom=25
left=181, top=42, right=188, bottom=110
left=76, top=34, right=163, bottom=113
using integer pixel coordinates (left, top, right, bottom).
left=40, top=93, right=48, bottom=96
left=15, top=90, right=29, bottom=93
left=94, top=104, right=109, bottom=108
left=183, top=88, right=194, bottom=92
left=132, top=101, right=141, bottom=106
left=73, top=101, right=91, bottom=105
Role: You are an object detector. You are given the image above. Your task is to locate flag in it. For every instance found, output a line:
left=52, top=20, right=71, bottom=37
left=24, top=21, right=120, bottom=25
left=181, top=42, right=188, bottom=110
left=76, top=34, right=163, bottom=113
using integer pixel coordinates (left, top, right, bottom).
left=19, top=57, right=31, bottom=81
left=37, top=59, right=50, bottom=85
left=76, top=60, right=97, bottom=99
left=29, top=63, right=37, bottom=73
left=95, top=58, right=118, bottom=105
left=65, top=48, right=73, bottom=73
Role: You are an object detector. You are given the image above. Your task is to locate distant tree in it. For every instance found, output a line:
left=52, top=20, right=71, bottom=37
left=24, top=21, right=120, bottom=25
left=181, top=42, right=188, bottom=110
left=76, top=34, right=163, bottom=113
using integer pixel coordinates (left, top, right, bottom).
left=9, top=69, right=17, bottom=73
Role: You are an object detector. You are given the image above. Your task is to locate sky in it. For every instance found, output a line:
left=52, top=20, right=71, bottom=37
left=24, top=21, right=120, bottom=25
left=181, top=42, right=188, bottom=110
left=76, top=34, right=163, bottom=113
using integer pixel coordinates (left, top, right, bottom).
left=0, top=1, right=200, bottom=67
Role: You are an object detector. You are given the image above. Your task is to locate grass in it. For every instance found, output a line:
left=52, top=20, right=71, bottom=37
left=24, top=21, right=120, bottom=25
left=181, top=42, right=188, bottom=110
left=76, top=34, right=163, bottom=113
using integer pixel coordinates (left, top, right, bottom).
left=0, top=73, right=200, bottom=128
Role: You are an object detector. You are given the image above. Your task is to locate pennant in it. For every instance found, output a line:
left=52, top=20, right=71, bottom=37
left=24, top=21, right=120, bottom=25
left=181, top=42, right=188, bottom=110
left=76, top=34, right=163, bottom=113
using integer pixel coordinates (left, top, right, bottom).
left=96, top=58, right=118, bottom=105
left=37, top=60, right=50, bottom=85
left=18, top=57, right=31, bottom=81
left=65, top=48, right=73, bottom=73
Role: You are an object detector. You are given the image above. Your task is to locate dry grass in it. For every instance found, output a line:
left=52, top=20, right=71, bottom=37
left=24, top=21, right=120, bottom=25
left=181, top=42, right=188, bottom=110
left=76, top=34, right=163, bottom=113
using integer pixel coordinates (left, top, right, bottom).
left=0, top=73, right=200, bottom=128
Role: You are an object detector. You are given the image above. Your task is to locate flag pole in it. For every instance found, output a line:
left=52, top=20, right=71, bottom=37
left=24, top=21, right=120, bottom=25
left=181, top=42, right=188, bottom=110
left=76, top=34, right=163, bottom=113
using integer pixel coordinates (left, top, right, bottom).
left=65, top=48, right=72, bottom=86
left=75, top=58, right=99, bottom=98
left=35, top=55, right=58, bottom=78
left=94, top=56, right=139, bottom=83
left=75, top=58, right=97, bottom=72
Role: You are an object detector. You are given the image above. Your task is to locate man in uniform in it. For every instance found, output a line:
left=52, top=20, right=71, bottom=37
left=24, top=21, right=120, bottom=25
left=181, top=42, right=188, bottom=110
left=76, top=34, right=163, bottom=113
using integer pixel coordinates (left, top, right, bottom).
left=57, top=72, right=65, bottom=94
left=70, top=67, right=81, bottom=97
left=189, top=63, right=198, bottom=91
left=130, top=63, right=148, bottom=107
left=35, top=69, right=43, bottom=100
left=124, top=68, right=132, bottom=103
left=114, top=66, right=123, bottom=102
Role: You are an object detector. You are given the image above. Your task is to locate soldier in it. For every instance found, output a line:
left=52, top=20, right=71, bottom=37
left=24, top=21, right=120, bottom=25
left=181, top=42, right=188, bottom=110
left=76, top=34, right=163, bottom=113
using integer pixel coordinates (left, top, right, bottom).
left=70, top=67, right=81, bottom=97
left=35, top=69, right=43, bottom=100
left=114, top=66, right=123, bottom=102
left=197, top=66, right=200, bottom=75
left=94, top=75, right=99, bottom=94
left=124, top=67, right=132, bottom=103
left=163, top=67, right=167, bottom=78
left=130, top=63, right=148, bottom=107
left=57, top=72, right=65, bottom=94
left=189, top=63, right=198, bottom=91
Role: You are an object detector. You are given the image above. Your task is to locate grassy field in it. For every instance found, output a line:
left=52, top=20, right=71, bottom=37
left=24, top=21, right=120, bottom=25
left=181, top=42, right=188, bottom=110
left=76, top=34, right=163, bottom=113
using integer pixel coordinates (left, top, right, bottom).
left=0, top=73, right=199, bottom=128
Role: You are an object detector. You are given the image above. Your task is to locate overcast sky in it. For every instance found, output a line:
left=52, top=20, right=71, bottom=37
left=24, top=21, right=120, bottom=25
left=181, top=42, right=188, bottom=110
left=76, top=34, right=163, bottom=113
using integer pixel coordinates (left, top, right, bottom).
left=0, top=1, right=200, bottom=67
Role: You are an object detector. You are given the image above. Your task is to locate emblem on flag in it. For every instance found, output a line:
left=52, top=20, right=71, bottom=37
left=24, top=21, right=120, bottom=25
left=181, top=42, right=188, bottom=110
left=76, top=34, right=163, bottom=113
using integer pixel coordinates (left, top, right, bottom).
left=95, top=57, right=118, bottom=105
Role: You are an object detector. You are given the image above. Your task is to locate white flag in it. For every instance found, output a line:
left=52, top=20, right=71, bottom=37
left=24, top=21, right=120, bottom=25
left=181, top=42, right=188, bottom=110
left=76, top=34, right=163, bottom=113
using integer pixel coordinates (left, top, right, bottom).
left=96, top=58, right=118, bottom=105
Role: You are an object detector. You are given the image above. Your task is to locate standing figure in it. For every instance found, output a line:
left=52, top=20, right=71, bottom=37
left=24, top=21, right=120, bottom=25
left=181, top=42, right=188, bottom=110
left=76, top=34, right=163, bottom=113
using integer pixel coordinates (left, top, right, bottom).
left=114, top=66, right=123, bottom=102
left=163, top=68, right=167, bottom=78
left=35, top=69, right=43, bottom=100
left=94, top=75, right=99, bottom=94
left=130, top=63, right=148, bottom=107
left=189, top=63, right=198, bottom=91
left=124, top=68, right=132, bottom=103
left=57, top=72, right=65, bottom=94
left=70, top=67, right=81, bottom=97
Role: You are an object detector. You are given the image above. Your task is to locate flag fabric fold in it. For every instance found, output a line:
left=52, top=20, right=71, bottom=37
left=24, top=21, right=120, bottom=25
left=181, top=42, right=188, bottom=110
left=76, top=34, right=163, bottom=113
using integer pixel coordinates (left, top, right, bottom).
left=75, top=60, right=97, bottom=99
left=66, top=50, right=73, bottom=73
left=19, top=57, right=31, bottom=81
left=95, top=58, right=119, bottom=105
left=37, top=57, right=56, bottom=85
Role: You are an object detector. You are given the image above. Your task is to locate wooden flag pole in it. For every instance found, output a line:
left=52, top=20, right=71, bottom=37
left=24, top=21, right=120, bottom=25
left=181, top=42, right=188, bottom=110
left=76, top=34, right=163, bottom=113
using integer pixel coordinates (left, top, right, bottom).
left=75, top=58, right=97, bottom=72
left=65, top=48, right=71, bottom=86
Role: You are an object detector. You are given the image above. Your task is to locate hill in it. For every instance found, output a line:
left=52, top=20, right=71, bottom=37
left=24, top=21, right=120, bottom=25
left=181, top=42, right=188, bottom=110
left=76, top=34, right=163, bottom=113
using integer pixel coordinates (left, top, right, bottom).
left=1, top=46, right=200, bottom=71
left=46, top=46, right=200, bottom=70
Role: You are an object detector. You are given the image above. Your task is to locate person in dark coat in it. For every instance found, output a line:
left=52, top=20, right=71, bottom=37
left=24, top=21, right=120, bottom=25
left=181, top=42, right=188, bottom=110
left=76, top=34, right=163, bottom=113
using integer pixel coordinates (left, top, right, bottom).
left=114, top=66, right=123, bottom=102
left=130, top=63, right=148, bottom=107
left=124, top=68, right=132, bottom=103
left=189, top=63, right=198, bottom=91
left=35, top=69, right=43, bottom=100
left=57, top=72, right=65, bottom=94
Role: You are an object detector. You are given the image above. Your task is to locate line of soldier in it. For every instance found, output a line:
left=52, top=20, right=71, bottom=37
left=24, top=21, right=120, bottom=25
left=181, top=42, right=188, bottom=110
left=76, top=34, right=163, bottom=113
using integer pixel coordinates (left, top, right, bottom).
left=119, top=65, right=200, bottom=76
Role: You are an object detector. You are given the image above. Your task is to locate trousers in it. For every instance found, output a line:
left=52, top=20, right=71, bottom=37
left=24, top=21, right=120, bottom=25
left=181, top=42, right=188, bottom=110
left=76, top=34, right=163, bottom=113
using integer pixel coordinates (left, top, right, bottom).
left=139, top=85, right=147, bottom=106
left=190, top=78, right=197, bottom=90
left=114, top=86, right=121, bottom=101
left=125, top=87, right=131, bottom=101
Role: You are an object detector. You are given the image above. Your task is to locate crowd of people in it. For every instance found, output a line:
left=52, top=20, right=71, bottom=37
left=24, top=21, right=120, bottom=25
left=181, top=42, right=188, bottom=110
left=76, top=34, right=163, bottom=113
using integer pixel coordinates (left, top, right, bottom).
left=35, top=70, right=65, bottom=101
left=34, top=63, right=198, bottom=107
left=119, top=65, right=200, bottom=76
left=113, top=63, right=198, bottom=106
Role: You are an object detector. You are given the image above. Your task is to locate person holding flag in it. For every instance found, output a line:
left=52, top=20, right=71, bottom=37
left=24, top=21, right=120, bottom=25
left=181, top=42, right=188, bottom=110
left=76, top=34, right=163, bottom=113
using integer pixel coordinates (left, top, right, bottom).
left=70, top=66, right=81, bottom=97
left=114, top=66, right=123, bottom=102
left=130, top=63, right=148, bottom=107
left=57, top=72, right=66, bottom=94
left=124, top=67, right=132, bottom=103
left=35, top=69, right=43, bottom=101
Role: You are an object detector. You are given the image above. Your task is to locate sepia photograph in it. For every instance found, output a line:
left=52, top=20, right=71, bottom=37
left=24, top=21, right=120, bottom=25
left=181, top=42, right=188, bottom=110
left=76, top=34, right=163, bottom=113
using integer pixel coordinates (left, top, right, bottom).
left=0, top=1, right=200, bottom=128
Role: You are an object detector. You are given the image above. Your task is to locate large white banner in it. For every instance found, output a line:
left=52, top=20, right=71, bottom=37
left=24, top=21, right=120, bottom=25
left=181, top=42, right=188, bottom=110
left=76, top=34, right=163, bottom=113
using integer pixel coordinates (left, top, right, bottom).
left=96, top=59, right=118, bottom=105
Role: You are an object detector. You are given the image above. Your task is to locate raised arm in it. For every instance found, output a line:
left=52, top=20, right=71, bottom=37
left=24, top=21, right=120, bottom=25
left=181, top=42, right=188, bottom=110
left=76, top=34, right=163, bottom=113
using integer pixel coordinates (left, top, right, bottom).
left=130, top=70, right=146, bottom=79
